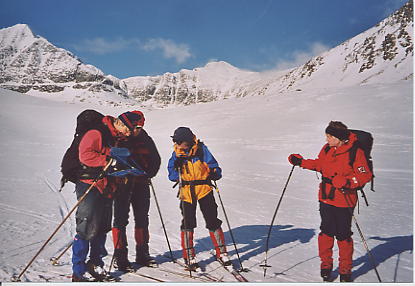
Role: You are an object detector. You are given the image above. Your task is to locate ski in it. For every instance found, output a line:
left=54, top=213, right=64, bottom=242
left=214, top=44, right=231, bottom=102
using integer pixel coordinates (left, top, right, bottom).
left=217, top=260, right=248, bottom=282
left=157, top=266, right=221, bottom=282
left=230, top=268, right=249, bottom=282
left=111, top=268, right=165, bottom=282
left=161, top=254, right=222, bottom=282
left=125, top=271, right=166, bottom=282
left=116, top=262, right=217, bottom=282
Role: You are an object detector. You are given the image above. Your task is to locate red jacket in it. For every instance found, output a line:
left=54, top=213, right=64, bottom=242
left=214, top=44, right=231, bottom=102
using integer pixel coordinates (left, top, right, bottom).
left=79, top=116, right=122, bottom=197
left=300, top=133, right=373, bottom=208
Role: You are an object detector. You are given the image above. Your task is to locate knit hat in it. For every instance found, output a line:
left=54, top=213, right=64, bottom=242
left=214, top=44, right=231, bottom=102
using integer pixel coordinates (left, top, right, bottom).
left=171, top=127, right=194, bottom=143
left=118, top=111, right=145, bottom=131
left=325, top=125, right=350, bottom=141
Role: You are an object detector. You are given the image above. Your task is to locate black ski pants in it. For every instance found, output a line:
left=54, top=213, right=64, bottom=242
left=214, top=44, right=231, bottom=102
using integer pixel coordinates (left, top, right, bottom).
left=113, top=179, right=151, bottom=230
left=180, top=191, right=222, bottom=231
left=75, top=182, right=112, bottom=241
left=319, top=201, right=353, bottom=241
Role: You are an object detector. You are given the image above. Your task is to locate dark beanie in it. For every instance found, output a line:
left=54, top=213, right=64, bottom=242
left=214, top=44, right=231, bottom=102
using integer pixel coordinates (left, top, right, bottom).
left=171, top=127, right=194, bottom=143
left=325, top=125, right=350, bottom=141
left=118, top=111, right=145, bottom=131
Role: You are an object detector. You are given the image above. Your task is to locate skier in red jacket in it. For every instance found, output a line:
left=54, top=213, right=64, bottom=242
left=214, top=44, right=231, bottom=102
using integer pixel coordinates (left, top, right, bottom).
left=288, top=121, right=373, bottom=282
left=72, top=115, right=131, bottom=282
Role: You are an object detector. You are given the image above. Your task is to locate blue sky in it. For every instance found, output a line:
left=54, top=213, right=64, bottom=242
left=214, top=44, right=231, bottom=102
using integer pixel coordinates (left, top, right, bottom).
left=0, top=0, right=408, bottom=79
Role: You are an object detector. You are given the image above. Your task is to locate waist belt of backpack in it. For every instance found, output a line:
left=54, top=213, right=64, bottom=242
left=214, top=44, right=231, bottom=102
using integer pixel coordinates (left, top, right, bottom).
left=181, top=179, right=212, bottom=204
left=181, top=179, right=213, bottom=187
left=321, top=177, right=335, bottom=200
left=79, top=165, right=104, bottom=180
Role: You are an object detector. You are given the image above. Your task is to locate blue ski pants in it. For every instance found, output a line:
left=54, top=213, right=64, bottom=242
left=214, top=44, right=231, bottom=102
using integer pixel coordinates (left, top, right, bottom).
left=72, top=182, right=112, bottom=276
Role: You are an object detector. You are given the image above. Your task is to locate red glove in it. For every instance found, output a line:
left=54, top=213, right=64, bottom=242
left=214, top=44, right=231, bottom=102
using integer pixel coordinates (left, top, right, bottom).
left=332, top=175, right=349, bottom=189
left=288, top=154, right=303, bottom=166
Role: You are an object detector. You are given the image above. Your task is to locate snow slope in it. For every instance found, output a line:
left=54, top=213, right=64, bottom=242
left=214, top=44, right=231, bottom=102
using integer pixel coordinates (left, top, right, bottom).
left=0, top=79, right=412, bottom=284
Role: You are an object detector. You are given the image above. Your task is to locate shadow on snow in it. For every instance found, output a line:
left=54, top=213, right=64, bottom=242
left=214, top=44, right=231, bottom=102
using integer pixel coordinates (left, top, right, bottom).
left=155, top=224, right=316, bottom=270
left=352, top=235, right=413, bottom=282
left=155, top=227, right=412, bottom=282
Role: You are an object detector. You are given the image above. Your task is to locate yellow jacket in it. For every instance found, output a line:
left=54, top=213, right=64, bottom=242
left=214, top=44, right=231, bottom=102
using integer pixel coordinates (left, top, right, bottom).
left=167, top=139, right=222, bottom=204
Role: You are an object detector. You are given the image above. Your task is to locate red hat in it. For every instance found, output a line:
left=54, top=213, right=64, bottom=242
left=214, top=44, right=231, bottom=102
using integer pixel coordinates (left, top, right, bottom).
left=118, top=111, right=145, bottom=131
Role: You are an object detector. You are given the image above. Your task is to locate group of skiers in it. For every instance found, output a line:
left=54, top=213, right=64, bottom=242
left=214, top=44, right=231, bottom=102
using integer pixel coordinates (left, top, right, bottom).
left=69, top=109, right=373, bottom=283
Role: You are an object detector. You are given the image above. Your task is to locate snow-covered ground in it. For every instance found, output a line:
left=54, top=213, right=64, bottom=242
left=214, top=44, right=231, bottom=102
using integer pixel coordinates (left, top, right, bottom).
left=0, top=80, right=412, bottom=284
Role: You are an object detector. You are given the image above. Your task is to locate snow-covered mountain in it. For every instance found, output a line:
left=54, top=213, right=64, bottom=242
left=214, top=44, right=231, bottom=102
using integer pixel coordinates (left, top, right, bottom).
left=274, top=0, right=413, bottom=92
left=0, top=24, right=131, bottom=105
left=0, top=2, right=413, bottom=107
left=121, top=61, right=262, bottom=105
left=122, top=1, right=413, bottom=106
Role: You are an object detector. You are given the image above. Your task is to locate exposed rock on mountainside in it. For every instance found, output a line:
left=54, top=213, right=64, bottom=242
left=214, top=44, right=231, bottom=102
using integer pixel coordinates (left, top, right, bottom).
left=122, top=2, right=412, bottom=105
left=0, top=2, right=412, bottom=106
left=0, top=24, right=127, bottom=101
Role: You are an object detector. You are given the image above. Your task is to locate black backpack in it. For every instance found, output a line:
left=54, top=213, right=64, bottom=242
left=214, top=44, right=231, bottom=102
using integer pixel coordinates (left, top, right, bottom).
left=348, top=129, right=374, bottom=191
left=60, top=109, right=106, bottom=189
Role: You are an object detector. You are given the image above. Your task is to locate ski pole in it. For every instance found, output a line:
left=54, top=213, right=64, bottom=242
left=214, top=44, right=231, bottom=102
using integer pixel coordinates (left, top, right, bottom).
left=260, top=165, right=295, bottom=277
left=177, top=168, right=193, bottom=277
left=12, top=159, right=113, bottom=282
left=50, top=241, right=73, bottom=266
left=342, top=191, right=382, bottom=282
left=108, top=228, right=122, bottom=274
left=212, top=181, right=246, bottom=272
left=149, top=180, right=175, bottom=261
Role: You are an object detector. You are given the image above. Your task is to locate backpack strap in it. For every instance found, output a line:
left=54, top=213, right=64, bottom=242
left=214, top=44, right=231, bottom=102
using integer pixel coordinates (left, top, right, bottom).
left=195, top=141, right=205, bottom=162
left=348, top=142, right=359, bottom=168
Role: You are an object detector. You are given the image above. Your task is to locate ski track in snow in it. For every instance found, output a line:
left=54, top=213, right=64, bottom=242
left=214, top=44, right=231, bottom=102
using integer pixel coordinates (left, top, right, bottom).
left=0, top=81, right=413, bottom=283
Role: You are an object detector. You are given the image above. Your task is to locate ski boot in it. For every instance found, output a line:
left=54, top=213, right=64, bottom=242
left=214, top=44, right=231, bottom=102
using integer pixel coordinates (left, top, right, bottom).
left=135, top=229, right=156, bottom=267
left=86, top=260, right=111, bottom=281
left=136, top=251, right=157, bottom=267
left=340, top=273, right=353, bottom=282
left=184, top=257, right=199, bottom=271
left=113, top=249, right=132, bottom=272
left=217, top=252, right=232, bottom=267
left=71, top=273, right=95, bottom=282
left=320, top=268, right=332, bottom=281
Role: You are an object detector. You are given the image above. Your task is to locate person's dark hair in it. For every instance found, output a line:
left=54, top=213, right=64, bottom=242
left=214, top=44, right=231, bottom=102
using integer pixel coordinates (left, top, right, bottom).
left=325, top=121, right=350, bottom=141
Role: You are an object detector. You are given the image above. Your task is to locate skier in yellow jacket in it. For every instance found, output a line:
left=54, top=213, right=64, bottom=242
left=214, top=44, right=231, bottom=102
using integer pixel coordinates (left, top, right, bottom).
left=167, top=127, right=231, bottom=270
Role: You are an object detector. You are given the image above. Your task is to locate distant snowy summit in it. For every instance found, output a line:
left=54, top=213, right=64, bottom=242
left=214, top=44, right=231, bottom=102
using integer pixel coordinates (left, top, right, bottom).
left=122, top=1, right=413, bottom=106
left=0, top=1, right=413, bottom=107
left=120, top=61, right=260, bottom=105
left=0, top=23, right=128, bottom=104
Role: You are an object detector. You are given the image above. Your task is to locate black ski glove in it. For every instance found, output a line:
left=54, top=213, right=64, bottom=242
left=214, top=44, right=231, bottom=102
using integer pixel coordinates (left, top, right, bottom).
left=288, top=154, right=303, bottom=166
left=174, top=157, right=186, bottom=170
left=209, top=168, right=221, bottom=180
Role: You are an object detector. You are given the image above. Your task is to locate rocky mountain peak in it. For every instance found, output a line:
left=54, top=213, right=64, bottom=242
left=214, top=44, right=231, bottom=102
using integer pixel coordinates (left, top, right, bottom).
left=0, top=24, right=36, bottom=50
left=0, top=2, right=412, bottom=107
left=0, top=24, right=127, bottom=102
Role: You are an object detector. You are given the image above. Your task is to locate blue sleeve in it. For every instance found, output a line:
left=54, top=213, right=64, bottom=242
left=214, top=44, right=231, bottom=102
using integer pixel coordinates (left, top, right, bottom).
left=167, top=152, right=179, bottom=182
left=203, top=144, right=222, bottom=180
